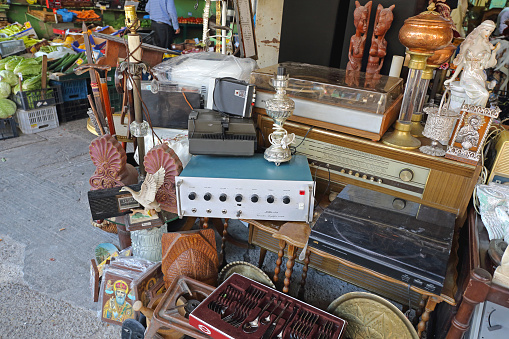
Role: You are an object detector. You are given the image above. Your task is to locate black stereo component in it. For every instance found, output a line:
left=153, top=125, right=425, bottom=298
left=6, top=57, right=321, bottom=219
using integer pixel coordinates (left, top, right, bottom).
left=87, top=184, right=141, bottom=220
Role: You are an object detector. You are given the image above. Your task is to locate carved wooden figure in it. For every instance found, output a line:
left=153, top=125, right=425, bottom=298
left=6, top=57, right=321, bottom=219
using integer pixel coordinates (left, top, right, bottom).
left=366, top=4, right=395, bottom=74
left=346, top=1, right=372, bottom=72
left=144, top=144, right=183, bottom=214
left=89, top=134, right=138, bottom=190
left=161, top=229, right=219, bottom=288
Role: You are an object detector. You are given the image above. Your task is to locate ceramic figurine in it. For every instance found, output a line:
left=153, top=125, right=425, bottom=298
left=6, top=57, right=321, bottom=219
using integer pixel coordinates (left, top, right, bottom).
left=120, top=167, right=166, bottom=216
left=366, top=4, right=395, bottom=74
left=346, top=1, right=372, bottom=71
left=444, top=20, right=501, bottom=107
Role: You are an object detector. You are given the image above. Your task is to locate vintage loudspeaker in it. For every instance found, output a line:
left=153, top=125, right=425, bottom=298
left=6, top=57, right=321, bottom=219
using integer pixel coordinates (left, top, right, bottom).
left=488, top=130, right=509, bottom=184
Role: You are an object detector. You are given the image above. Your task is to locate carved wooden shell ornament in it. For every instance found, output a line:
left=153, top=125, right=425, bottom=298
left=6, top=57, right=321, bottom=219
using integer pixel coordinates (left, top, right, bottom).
left=161, top=229, right=218, bottom=288
left=144, top=144, right=183, bottom=214
left=89, top=134, right=138, bottom=190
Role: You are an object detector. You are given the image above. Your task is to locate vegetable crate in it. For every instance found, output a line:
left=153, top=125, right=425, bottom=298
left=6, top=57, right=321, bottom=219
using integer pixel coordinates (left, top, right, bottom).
left=51, top=79, right=89, bottom=102
left=56, top=98, right=89, bottom=123
left=12, top=86, right=62, bottom=111
left=0, top=40, right=25, bottom=57
left=0, top=117, right=18, bottom=140
left=16, top=105, right=59, bottom=134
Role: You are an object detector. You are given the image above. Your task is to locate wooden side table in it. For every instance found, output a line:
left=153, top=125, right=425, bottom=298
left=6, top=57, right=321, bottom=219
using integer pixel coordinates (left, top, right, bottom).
left=244, top=218, right=459, bottom=338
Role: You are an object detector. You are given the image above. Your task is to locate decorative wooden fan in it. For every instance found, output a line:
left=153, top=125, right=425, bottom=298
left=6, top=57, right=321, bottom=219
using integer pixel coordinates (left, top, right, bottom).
left=89, top=134, right=138, bottom=190
left=161, top=229, right=219, bottom=288
left=144, top=143, right=183, bottom=214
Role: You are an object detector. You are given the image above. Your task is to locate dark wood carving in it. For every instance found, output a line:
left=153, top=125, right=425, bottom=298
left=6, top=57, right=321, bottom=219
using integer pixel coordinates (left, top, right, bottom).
left=346, top=1, right=372, bottom=72
left=366, top=4, right=395, bottom=74
left=89, top=134, right=138, bottom=190
left=161, top=229, right=219, bottom=288
left=144, top=144, right=183, bottom=214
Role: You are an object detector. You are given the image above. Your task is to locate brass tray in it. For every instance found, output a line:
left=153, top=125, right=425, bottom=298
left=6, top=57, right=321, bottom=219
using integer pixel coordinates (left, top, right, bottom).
left=218, top=261, right=275, bottom=289
left=327, top=292, right=418, bottom=339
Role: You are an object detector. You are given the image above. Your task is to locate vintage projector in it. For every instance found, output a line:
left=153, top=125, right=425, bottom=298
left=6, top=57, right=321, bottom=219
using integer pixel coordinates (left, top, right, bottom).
left=250, top=62, right=403, bottom=141
left=188, top=109, right=257, bottom=156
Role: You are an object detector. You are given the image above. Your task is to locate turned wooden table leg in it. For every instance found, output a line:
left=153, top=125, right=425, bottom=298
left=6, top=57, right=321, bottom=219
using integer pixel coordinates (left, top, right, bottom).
left=283, top=245, right=297, bottom=294
left=418, top=296, right=440, bottom=338
left=258, top=248, right=267, bottom=268
left=413, top=294, right=428, bottom=327
left=274, top=240, right=286, bottom=283
left=446, top=268, right=492, bottom=339
left=201, top=217, right=209, bottom=229
left=298, top=249, right=311, bottom=299
left=220, top=218, right=229, bottom=267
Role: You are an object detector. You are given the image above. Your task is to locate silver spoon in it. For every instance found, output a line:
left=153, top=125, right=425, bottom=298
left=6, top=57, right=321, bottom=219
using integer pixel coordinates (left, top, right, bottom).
left=242, top=296, right=276, bottom=333
left=260, top=299, right=281, bottom=325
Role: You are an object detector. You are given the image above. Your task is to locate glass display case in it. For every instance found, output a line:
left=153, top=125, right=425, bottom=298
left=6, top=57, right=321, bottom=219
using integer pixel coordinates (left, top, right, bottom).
left=250, top=62, right=403, bottom=115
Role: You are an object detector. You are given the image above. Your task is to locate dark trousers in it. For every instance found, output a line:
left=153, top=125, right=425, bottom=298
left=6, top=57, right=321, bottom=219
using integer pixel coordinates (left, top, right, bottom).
left=151, top=21, right=175, bottom=49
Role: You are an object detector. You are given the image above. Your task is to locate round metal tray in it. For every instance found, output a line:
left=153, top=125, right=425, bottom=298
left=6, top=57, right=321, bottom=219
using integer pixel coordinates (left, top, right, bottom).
left=218, top=261, right=275, bottom=289
left=327, top=292, right=418, bottom=339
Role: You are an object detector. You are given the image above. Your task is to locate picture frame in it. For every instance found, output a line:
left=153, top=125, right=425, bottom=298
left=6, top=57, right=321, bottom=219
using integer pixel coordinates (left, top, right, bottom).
left=90, top=259, right=100, bottom=303
left=131, top=262, right=165, bottom=307
left=445, top=104, right=500, bottom=165
left=100, top=269, right=139, bottom=326
left=125, top=209, right=165, bottom=231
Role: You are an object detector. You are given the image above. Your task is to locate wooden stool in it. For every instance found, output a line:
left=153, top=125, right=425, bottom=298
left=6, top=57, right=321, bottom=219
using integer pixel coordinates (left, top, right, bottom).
left=271, top=222, right=311, bottom=294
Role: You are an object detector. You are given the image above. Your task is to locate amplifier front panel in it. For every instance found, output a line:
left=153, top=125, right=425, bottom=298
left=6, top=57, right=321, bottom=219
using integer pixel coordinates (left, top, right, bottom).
left=176, top=177, right=315, bottom=222
left=293, top=135, right=430, bottom=198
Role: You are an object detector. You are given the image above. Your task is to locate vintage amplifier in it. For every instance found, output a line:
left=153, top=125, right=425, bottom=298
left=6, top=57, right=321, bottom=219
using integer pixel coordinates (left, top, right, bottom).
left=250, top=62, right=403, bottom=141
left=310, top=185, right=456, bottom=294
left=256, top=113, right=481, bottom=224
left=487, top=130, right=509, bottom=184
left=175, top=154, right=315, bottom=222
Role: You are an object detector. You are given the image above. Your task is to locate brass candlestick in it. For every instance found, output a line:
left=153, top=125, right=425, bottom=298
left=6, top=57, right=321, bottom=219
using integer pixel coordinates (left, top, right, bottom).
left=382, top=4, right=453, bottom=149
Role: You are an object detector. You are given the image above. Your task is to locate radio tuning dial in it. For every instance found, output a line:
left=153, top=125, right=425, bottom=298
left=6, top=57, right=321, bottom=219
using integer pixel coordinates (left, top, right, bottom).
left=267, top=195, right=275, bottom=204
left=188, top=192, right=196, bottom=200
left=204, top=193, right=212, bottom=201
left=369, top=177, right=375, bottom=181
left=362, top=174, right=367, bottom=179
left=348, top=170, right=353, bottom=175
left=354, top=172, right=360, bottom=177
left=340, top=169, right=346, bottom=174
left=251, top=194, right=259, bottom=203
left=283, top=196, right=290, bottom=204
left=219, top=194, right=227, bottom=202
left=399, top=168, right=414, bottom=182
left=235, top=194, right=243, bottom=202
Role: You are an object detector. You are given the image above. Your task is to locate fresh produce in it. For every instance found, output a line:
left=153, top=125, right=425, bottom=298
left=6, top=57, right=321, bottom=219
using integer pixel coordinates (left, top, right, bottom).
left=0, top=23, right=25, bottom=37
left=64, top=54, right=87, bottom=74
left=55, top=52, right=82, bottom=73
left=4, top=57, right=23, bottom=72
left=13, top=58, right=42, bottom=77
left=12, top=74, right=43, bottom=94
left=0, top=98, right=16, bottom=118
left=0, top=70, right=18, bottom=87
left=47, top=52, right=69, bottom=71
left=0, top=56, right=16, bottom=70
left=0, top=82, right=10, bottom=99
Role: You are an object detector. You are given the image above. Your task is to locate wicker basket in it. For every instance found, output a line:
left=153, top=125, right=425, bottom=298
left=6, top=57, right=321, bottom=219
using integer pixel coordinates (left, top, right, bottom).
left=91, top=219, right=118, bottom=234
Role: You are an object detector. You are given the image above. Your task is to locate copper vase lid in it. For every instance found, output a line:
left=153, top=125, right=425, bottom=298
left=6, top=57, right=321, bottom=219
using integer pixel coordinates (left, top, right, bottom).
left=399, top=5, right=453, bottom=54
left=427, top=43, right=457, bottom=67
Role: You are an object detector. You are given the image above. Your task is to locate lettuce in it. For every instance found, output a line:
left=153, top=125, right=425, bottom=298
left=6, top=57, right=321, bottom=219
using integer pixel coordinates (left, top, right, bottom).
left=5, top=57, right=23, bottom=72
left=0, top=70, right=18, bottom=87
left=0, top=82, right=10, bottom=99
left=13, top=60, right=42, bottom=77
left=0, top=98, right=16, bottom=118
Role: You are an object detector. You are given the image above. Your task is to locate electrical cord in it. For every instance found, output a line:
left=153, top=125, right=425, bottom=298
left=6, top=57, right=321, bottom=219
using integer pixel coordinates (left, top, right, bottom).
left=290, top=126, right=313, bottom=155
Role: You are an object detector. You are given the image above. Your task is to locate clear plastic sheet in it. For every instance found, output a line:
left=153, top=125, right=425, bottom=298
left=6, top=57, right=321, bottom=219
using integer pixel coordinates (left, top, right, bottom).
left=477, top=182, right=509, bottom=243
left=152, top=52, right=258, bottom=84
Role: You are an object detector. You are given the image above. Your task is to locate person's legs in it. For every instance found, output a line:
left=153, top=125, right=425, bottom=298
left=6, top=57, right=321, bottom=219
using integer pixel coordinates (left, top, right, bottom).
left=167, top=26, right=176, bottom=47
left=151, top=21, right=170, bottom=48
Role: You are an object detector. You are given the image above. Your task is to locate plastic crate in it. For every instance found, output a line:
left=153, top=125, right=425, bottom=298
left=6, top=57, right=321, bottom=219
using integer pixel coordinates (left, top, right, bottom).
left=0, top=117, right=19, bottom=140
left=108, top=85, right=123, bottom=113
left=51, top=79, right=89, bottom=102
left=56, top=98, right=90, bottom=123
left=15, top=105, right=59, bottom=134
left=0, top=39, right=25, bottom=57
left=11, top=86, right=62, bottom=111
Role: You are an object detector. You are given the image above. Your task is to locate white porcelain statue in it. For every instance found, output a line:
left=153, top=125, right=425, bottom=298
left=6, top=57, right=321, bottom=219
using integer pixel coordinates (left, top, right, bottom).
left=444, top=20, right=500, bottom=107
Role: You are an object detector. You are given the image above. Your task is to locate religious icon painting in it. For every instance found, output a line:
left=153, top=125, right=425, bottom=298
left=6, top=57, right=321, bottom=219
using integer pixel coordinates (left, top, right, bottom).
left=100, top=269, right=138, bottom=326
left=445, top=104, right=500, bottom=165
left=131, top=262, right=165, bottom=307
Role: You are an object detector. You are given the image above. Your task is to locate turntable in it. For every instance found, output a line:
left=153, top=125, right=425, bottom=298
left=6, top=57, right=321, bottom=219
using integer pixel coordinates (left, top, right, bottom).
left=310, top=186, right=456, bottom=294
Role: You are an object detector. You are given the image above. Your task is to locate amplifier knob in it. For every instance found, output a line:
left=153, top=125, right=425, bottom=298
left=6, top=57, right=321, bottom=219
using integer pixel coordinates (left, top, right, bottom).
left=283, top=196, right=290, bottom=204
left=399, top=168, right=414, bottom=182
left=206, top=209, right=211, bottom=213
left=188, top=192, right=197, bottom=200
left=370, top=177, right=375, bottom=181
left=251, top=194, right=259, bottom=203
left=362, top=174, right=367, bottom=179
left=354, top=172, right=360, bottom=177
left=348, top=170, right=353, bottom=175
left=219, top=194, right=227, bottom=202
left=267, top=195, right=275, bottom=204
left=340, top=169, right=346, bottom=174
left=377, top=179, right=383, bottom=184
left=204, top=193, right=212, bottom=201
left=235, top=194, right=243, bottom=202
left=392, top=198, right=406, bottom=210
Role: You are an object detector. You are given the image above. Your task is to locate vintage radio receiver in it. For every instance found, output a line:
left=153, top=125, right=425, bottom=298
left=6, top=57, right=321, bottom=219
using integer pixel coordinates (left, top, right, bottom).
left=488, top=130, right=509, bottom=184
left=256, top=114, right=481, bottom=223
left=250, top=62, right=403, bottom=141
left=88, top=184, right=141, bottom=220
left=175, top=154, right=315, bottom=222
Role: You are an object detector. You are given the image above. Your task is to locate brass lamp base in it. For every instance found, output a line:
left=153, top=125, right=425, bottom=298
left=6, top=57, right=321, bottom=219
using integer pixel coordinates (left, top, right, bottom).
left=382, top=121, right=421, bottom=149
left=411, top=112, right=424, bottom=138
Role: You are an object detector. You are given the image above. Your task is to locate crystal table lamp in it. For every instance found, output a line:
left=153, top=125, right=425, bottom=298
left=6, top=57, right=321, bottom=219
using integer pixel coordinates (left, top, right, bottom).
left=264, top=66, right=296, bottom=166
left=382, top=4, right=453, bottom=149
